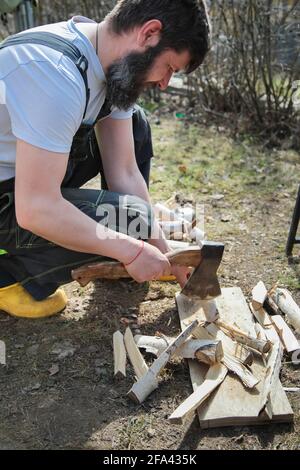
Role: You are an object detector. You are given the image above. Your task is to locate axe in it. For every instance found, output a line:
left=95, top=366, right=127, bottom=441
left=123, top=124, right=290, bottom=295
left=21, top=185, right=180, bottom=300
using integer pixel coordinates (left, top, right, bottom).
left=71, top=241, right=224, bottom=301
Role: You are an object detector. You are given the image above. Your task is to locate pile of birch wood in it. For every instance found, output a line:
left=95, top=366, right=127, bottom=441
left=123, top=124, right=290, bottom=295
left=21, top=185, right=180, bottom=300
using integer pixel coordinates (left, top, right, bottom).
left=111, top=196, right=299, bottom=427
left=112, top=282, right=299, bottom=427
left=153, top=198, right=205, bottom=245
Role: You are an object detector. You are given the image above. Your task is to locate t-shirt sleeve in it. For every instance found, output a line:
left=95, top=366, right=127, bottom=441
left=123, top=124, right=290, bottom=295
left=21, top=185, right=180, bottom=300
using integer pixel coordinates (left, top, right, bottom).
left=3, top=60, right=85, bottom=153
left=109, top=106, right=134, bottom=120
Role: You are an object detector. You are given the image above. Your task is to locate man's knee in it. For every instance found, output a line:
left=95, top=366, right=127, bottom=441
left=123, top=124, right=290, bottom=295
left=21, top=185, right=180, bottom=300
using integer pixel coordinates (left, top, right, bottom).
left=125, top=194, right=154, bottom=240
left=96, top=192, right=154, bottom=241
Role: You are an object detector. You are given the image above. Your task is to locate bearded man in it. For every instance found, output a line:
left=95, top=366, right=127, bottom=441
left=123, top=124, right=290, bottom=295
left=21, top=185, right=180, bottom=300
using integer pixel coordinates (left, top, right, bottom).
left=0, top=0, right=210, bottom=318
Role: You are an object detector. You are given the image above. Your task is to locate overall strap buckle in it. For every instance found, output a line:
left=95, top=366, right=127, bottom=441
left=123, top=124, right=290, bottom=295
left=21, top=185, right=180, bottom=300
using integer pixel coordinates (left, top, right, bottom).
left=75, top=55, right=88, bottom=74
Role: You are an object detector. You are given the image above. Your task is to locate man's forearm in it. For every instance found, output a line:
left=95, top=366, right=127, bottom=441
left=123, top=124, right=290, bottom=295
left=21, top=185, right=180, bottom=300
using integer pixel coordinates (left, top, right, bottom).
left=21, top=197, right=142, bottom=264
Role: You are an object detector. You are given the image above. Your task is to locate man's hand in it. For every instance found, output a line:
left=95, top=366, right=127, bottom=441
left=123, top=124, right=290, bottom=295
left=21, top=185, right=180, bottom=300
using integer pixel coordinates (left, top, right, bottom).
left=171, top=265, right=191, bottom=289
left=124, top=242, right=171, bottom=283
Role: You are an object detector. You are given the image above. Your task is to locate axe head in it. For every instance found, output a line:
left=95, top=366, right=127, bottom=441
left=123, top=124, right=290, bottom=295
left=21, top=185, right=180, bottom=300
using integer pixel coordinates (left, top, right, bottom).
left=181, top=241, right=224, bottom=300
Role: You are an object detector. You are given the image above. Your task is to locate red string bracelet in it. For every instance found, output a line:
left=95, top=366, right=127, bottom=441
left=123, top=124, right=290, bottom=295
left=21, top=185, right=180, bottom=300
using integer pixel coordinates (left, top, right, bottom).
left=124, top=240, right=145, bottom=267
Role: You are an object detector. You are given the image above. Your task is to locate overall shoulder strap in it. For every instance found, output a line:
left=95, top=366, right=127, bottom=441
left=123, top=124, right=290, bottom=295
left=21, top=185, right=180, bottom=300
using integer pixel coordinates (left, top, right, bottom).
left=0, top=31, right=90, bottom=120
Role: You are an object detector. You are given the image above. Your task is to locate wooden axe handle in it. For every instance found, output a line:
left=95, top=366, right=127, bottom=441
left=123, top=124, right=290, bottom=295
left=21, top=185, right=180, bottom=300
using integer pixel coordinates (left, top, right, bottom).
left=72, top=247, right=201, bottom=287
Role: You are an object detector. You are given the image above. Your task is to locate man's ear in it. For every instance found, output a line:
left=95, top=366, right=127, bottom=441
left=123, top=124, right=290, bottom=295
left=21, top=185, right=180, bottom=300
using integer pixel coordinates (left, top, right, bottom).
left=137, top=20, right=162, bottom=48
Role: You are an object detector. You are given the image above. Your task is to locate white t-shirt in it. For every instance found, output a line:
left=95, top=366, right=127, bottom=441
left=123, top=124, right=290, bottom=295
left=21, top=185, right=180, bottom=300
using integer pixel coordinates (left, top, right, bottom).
left=0, top=16, right=133, bottom=183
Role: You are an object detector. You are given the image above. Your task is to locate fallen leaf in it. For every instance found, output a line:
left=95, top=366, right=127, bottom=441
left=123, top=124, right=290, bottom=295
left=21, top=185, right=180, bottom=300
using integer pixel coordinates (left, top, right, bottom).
left=178, top=165, right=187, bottom=174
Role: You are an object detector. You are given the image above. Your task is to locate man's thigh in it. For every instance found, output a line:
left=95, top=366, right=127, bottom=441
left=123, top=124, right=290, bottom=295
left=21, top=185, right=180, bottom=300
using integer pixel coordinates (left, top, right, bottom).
left=0, top=188, right=153, bottom=250
left=0, top=188, right=153, bottom=299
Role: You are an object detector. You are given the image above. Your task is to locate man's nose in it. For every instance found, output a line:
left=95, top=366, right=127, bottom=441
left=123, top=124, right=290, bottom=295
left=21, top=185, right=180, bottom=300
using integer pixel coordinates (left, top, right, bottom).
left=158, top=71, right=173, bottom=90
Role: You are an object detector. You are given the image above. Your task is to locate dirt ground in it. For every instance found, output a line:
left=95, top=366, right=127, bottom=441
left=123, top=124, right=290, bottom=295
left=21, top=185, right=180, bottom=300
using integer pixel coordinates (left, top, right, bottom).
left=0, top=116, right=299, bottom=450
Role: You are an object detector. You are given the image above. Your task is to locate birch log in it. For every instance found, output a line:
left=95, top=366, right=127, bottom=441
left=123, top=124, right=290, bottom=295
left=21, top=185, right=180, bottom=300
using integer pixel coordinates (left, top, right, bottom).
left=216, top=320, right=272, bottom=354
left=134, top=335, right=223, bottom=365
left=271, top=288, right=300, bottom=333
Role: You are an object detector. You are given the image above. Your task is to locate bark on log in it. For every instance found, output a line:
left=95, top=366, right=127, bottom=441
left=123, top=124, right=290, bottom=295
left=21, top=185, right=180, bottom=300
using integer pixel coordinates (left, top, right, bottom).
left=216, top=320, right=272, bottom=354
left=270, top=288, right=300, bottom=333
left=134, top=334, right=223, bottom=365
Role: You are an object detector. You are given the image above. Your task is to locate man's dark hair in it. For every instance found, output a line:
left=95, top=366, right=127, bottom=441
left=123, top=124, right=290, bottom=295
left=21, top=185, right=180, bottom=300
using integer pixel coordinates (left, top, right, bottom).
left=106, top=0, right=211, bottom=73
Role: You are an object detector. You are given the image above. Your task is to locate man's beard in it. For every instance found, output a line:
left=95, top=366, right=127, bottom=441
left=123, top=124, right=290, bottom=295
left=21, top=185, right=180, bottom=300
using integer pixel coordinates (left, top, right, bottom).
left=105, top=43, right=164, bottom=111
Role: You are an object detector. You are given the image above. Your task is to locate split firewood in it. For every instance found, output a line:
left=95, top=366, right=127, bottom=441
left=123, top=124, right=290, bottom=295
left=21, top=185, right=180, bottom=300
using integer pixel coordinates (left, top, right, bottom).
left=124, top=328, right=148, bottom=380
left=154, top=203, right=177, bottom=222
left=199, top=299, right=219, bottom=323
left=269, top=315, right=300, bottom=354
left=177, top=207, right=195, bottom=224
left=264, top=325, right=281, bottom=345
left=255, top=323, right=267, bottom=341
left=160, top=220, right=192, bottom=240
left=189, top=227, right=206, bottom=247
left=168, top=363, right=228, bottom=425
left=255, top=323, right=268, bottom=366
left=215, top=320, right=272, bottom=354
left=249, top=302, right=272, bottom=328
left=134, top=335, right=223, bottom=366
left=128, top=320, right=199, bottom=404
left=193, top=323, right=253, bottom=366
left=264, top=295, right=281, bottom=316
left=259, top=340, right=283, bottom=419
left=222, top=353, right=259, bottom=389
left=205, top=323, right=258, bottom=389
left=154, top=203, right=195, bottom=224
left=113, top=331, right=127, bottom=380
left=270, top=288, right=300, bottom=334
left=252, top=281, right=268, bottom=311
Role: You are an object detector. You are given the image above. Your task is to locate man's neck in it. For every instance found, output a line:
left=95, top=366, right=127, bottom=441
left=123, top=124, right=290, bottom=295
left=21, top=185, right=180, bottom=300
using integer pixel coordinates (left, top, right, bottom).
left=97, top=21, right=139, bottom=75
left=76, top=19, right=140, bottom=75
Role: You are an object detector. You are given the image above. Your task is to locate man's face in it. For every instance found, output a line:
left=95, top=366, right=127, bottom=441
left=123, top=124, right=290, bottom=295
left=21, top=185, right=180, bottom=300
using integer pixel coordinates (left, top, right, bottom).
left=144, top=49, right=191, bottom=90
left=105, top=46, right=191, bottom=111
